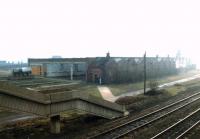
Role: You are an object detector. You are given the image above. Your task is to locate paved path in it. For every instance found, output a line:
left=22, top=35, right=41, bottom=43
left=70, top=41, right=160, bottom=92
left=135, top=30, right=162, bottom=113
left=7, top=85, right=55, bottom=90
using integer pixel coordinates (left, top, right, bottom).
left=98, top=74, right=200, bottom=102
left=97, top=86, right=116, bottom=102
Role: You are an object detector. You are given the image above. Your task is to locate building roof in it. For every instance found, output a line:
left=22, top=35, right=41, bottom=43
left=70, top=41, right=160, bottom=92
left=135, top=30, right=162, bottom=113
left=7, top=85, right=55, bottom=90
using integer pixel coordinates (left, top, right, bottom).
left=28, top=56, right=176, bottom=64
left=28, top=58, right=94, bottom=63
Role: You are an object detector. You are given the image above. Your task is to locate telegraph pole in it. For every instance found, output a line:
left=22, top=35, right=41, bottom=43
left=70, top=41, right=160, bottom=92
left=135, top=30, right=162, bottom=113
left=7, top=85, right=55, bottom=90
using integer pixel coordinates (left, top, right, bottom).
left=70, top=64, right=73, bottom=80
left=144, top=51, right=146, bottom=94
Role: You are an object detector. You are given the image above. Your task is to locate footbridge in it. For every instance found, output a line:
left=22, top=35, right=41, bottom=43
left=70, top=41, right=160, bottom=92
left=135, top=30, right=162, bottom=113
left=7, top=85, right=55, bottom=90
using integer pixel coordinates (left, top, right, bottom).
left=0, top=81, right=128, bottom=133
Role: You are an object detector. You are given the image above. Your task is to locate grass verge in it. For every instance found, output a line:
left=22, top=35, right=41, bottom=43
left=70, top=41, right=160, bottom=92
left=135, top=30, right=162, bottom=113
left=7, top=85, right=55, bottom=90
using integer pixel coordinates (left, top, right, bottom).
left=108, top=70, right=200, bottom=96
left=116, top=78, right=200, bottom=112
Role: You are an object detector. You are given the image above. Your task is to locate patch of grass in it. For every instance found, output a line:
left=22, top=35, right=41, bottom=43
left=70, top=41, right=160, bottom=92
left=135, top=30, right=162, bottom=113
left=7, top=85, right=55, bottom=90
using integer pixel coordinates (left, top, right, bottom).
left=145, top=89, right=167, bottom=96
left=165, top=86, right=186, bottom=96
left=116, top=79, right=200, bottom=111
left=157, top=70, right=200, bottom=84
left=182, top=78, right=200, bottom=86
left=124, top=93, right=170, bottom=111
left=115, top=83, right=188, bottom=111
left=107, top=70, right=200, bottom=96
left=39, top=88, right=72, bottom=94
left=80, top=84, right=102, bottom=98
left=108, top=82, right=147, bottom=96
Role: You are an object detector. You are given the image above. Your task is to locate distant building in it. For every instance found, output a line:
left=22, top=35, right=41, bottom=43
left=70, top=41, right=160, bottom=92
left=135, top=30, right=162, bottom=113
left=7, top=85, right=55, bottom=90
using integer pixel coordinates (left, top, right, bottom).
left=52, top=56, right=62, bottom=59
left=0, top=60, right=28, bottom=70
left=28, top=53, right=195, bottom=83
left=28, top=58, right=88, bottom=80
left=87, top=56, right=177, bottom=83
left=0, top=61, right=6, bottom=65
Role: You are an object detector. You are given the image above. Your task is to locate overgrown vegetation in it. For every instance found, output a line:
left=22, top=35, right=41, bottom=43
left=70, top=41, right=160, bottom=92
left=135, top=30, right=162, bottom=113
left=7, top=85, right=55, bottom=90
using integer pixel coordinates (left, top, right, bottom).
left=145, top=80, right=160, bottom=95
left=149, top=80, right=158, bottom=91
left=115, top=78, right=200, bottom=112
left=108, top=70, right=199, bottom=96
left=115, top=89, right=168, bottom=106
left=115, top=96, right=145, bottom=105
left=81, top=84, right=102, bottom=98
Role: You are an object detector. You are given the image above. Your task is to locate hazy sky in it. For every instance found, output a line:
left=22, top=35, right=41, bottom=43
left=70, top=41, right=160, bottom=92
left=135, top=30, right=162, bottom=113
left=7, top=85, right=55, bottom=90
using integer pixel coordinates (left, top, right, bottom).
left=0, top=0, right=200, bottom=64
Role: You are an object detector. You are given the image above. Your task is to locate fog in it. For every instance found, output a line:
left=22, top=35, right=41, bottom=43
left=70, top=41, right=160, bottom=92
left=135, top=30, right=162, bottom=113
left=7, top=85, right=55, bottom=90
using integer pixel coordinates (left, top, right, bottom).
left=0, top=0, right=200, bottom=67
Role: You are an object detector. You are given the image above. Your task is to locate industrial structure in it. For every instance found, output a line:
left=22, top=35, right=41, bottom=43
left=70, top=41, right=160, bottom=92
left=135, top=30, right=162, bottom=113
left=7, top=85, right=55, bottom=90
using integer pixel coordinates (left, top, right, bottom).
left=28, top=58, right=87, bottom=79
left=28, top=53, right=195, bottom=84
left=0, top=79, right=128, bottom=134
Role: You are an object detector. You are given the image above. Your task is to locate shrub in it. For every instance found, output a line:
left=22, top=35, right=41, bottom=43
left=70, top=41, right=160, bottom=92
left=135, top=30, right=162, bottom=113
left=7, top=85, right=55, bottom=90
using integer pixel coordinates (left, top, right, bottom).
left=145, top=80, right=160, bottom=95
left=149, top=80, right=158, bottom=91
left=115, top=96, right=144, bottom=105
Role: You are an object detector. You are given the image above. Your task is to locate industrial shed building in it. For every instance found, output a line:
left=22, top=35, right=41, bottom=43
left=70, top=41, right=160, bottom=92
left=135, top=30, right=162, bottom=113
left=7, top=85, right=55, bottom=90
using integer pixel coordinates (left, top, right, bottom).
left=28, top=53, right=195, bottom=83
left=28, top=58, right=88, bottom=79
left=86, top=56, right=178, bottom=84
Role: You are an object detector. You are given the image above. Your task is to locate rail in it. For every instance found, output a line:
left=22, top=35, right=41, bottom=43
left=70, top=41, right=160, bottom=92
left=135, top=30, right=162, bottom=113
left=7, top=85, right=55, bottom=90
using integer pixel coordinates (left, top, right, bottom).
left=88, top=91, right=200, bottom=139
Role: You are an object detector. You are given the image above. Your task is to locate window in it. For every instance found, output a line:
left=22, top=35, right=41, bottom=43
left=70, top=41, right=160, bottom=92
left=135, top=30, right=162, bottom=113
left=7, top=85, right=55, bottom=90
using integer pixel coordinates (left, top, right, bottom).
left=74, top=64, right=78, bottom=72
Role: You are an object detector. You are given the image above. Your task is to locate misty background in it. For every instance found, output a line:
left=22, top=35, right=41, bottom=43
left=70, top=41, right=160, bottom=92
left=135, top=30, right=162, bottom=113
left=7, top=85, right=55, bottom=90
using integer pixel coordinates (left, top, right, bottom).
left=0, top=0, right=200, bottom=66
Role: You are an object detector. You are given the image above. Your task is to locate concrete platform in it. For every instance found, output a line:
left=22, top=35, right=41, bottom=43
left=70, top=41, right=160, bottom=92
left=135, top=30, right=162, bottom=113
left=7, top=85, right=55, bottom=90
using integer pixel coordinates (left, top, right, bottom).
left=0, top=80, right=129, bottom=133
left=0, top=80, right=128, bottom=121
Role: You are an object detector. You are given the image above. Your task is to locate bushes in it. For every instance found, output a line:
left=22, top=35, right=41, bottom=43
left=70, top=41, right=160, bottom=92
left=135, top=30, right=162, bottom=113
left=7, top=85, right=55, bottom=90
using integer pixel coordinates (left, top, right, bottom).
left=149, top=80, right=159, bottom=91
left=145, top=80, right=160, bottom=95
left=115, top=96, right=144, bottom=105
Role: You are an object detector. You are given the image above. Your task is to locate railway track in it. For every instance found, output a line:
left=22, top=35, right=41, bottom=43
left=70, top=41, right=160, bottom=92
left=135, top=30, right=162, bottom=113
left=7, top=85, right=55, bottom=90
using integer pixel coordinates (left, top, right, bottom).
left=175, top=120, right=200, bottom=139
left=151, top=107, right=200, bottom=139
left=87, top=92, right=200, bottom=139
